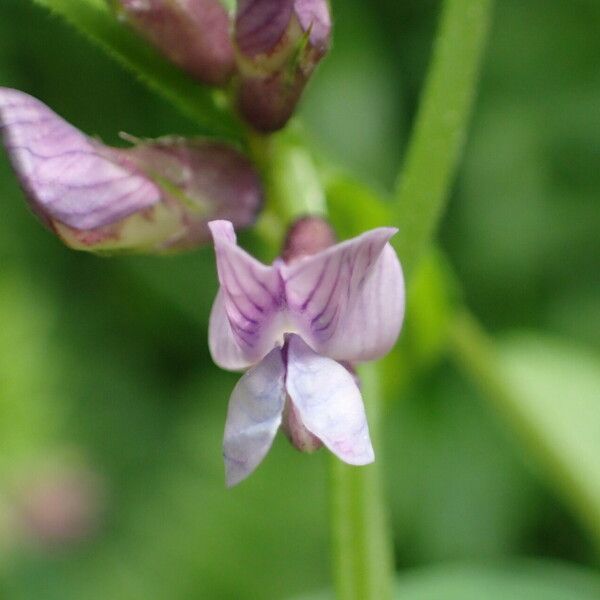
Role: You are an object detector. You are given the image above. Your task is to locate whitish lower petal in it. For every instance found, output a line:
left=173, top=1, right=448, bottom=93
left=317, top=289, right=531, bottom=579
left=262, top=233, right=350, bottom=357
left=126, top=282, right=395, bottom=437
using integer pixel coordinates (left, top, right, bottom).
left=281, top=227, right=404, bottom=362
left=208, top=289, right=255, bottom=371
left=209, top=220, right=284, bottom=365
left=223, top=346, right=287, bottom=486
left=285, top=334, right=374, bottom=465
left=0, top=87, right=160, bottom=231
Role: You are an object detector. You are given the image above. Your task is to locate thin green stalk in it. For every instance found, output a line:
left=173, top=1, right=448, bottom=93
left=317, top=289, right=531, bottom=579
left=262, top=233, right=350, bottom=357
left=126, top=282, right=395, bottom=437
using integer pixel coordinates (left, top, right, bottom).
left=394, top=0, right=493, bottom=281
left=31, top=0, right=242, bottom=140
left=249, top=131, right=328, bottom=250
left=330, top=363, right=394, bottom=600
left=328, top=3, right=493, bottom=596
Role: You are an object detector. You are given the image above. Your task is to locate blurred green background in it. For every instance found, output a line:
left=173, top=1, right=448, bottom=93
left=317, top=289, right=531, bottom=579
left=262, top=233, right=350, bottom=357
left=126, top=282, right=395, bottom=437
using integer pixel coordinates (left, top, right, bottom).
left=0, top=1, right=599, bottom=598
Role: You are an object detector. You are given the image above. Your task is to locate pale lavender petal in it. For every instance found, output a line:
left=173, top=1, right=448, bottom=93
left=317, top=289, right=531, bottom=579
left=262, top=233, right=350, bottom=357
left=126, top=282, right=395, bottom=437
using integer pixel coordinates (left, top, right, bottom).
left=208, top=289, right=255, bottom=371
left=285, top=334, right=374, bottom=465
left=209, top=220, right=284, bottom=365
left=281, top=227, right=405, bottom=362
left=223, top=346, right=287, bottom=487
left=0, top=87, right=160, bottom=230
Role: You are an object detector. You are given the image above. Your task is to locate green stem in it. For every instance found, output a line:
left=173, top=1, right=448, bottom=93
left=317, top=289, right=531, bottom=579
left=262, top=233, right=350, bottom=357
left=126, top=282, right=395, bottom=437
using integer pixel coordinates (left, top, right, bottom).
left=31, top=0, right=242, bottom=140
left=330, top=363, right=394, bottom=600
left=394, top=0, right=493, bottom=281
left=249, top=131, right=327, bottom=250
left=328, top=3, right=493, bottom=595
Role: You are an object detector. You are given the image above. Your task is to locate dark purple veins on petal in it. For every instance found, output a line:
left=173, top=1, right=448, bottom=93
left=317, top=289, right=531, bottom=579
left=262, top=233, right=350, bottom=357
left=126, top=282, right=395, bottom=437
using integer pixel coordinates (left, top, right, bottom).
left=0, top=88, right=160, bottom=230
left=235, top=0, right=295, bottom=57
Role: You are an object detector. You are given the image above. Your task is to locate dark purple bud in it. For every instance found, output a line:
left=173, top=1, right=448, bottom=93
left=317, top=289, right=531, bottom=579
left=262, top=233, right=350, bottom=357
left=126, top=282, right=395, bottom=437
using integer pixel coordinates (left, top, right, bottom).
left=281, top=215, right=336, bottom=264
left=234, top=0, right=332, bottom=132
left=0, top=88, right=263, bottom=253
left=115, top=0, right=235, bottom=86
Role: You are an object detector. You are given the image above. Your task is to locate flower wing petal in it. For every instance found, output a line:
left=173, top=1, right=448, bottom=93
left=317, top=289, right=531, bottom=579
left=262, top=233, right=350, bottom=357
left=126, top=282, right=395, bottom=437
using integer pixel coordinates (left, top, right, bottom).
left=209, top=220, right=283, bottom=365
left=281, top=227, right=404, bottom=362
left=285, top=334, right=374, bottom=465
left=0, top=88, right=160, bottom=230
left=223, top=346, right=287, bottom=487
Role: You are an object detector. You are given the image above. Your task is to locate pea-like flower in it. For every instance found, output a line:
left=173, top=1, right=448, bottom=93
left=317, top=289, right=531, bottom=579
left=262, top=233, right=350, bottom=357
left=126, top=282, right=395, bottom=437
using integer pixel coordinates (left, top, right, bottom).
left=0, top=88, right=262, bottom=253
left=208, top=220, right=405, bottom=486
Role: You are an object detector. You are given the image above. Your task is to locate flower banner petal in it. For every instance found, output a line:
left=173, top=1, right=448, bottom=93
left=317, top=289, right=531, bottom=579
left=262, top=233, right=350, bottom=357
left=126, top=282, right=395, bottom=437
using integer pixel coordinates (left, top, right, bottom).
left=208, top=289, right=256, bottom=371
left=282, top=227, right=404, bottom=362
left=285, top=334, right=374, bottom=465
left=209, top=220, right=284, bottom=365
left=223, top=346, right=287, bottom=487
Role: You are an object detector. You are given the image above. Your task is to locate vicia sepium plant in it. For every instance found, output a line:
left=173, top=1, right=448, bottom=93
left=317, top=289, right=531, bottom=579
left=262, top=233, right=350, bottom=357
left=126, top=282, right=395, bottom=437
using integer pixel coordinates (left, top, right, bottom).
left=0, top=88, right=262, bottom=253
left=208, top=219, right=405, bottom=486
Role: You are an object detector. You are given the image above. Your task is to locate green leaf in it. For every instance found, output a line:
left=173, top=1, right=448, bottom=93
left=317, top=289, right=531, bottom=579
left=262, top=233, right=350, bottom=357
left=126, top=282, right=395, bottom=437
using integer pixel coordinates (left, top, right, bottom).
left=295, top=560, right=600, bottom=600
left=450, top=313, right=600, bottom=545
left=499, top=334, right=600, bottom=539
left=30, top=0, right=242, bottom=139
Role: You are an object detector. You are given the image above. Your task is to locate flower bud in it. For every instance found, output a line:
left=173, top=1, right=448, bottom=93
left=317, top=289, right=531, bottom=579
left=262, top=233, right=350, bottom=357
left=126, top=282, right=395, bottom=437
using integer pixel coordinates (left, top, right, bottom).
left=281, top=215, right=336, bottom=264
left=234, top=0, right=332, bottom=131
left=0, top=88, right=263, bottom=254
left=114, top=0, right=235, bottom=86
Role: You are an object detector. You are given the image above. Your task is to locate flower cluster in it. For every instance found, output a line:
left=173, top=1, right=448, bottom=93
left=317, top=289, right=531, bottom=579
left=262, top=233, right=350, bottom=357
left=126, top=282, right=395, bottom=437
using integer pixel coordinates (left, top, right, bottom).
left=114, top=0, right=332, bottom=131
left=0, top=1, right=406, bottom=488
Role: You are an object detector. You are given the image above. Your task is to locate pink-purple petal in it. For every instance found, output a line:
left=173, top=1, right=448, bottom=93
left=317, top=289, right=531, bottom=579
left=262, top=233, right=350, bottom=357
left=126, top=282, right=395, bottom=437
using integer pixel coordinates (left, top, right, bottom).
left=208, top=289, right=256, bottom=371
left=209, top=220, right=283, bottom=365
left=322, top=243, right=405, bottom=362
left=281, top=227, right=404, bottom=362
left=0, top=87, right=160, bottom=230
left=235, top=0, right=295, bottom=57
left=285, top=334, right=374, bottom=465
left=223, top=346, right=287, bottom=487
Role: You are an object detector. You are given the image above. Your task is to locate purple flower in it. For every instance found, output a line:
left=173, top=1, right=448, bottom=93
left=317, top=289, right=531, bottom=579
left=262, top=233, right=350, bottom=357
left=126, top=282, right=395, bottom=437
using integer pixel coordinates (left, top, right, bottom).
left=114, top=0, right=235, bottom=86
left=208, top=220, right=405, bottom=486
left=234, top=0, right=332, bottom=132
left=0, top=88, right=263, bottom=253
